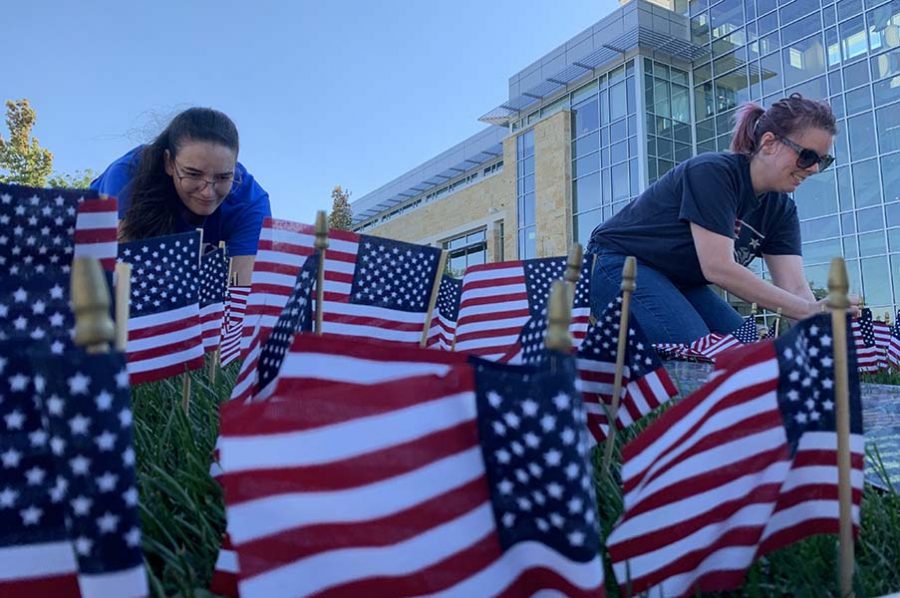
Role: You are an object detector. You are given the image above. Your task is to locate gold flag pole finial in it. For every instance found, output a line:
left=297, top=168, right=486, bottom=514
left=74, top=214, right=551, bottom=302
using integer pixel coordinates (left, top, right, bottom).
left=602, top=256, right=637, bottom=475
left=314, top=211, right=329, bottom=335
left=71, top=257, right=115, bottom=353
left=826, top=257, right=854, bottom=598
left=750, top=302, right=758, bottom=316
left=545, top=280, right=573, bottom=354
left=564, top=244, right=584, bottom=300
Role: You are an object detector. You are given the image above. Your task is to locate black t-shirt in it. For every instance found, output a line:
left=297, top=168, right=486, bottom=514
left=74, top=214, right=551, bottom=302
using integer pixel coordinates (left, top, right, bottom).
left=587, top=152, right=801, bottom=286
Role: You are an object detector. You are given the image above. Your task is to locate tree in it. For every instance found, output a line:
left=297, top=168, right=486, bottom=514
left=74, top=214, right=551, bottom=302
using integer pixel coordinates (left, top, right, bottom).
left=47, top=169, right=96, bottom=190
left=0, top=99, right=53, bottom=186
left=329, top=185, right=353, bottom=231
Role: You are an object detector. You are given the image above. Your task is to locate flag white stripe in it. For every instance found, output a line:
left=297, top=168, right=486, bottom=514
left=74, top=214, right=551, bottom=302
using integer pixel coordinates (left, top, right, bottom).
left=129, top=304, right=198, bottom=331
left=215, top=547, right=239, bottom=574
left=458, top=301, right=530, bottom=319
left=77, top=563, right=148, bottom=598
left=459, top=284, right=526, bottom=301
left=0, top=541, right=76, bottom=579
left=228, top=446, right=485, bottom=543
left=222, top=392, right=476, bottom=472
left=279, top=353, right=455, bottom=385
left=128, top=322, right=202, bottom=351
left=462, top=266, right=523, bottom=284
left=322, top=300, right=429, bottom=324
left=639, top=545, right=761, bottom=598
left=127, top=344, right=204, bottom=374
left=761, top=499, right=861, bottom=541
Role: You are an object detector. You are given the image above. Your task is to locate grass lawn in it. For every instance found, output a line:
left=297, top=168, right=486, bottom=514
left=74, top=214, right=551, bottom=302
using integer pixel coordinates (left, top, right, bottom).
left=133, top=359, right=900, bottom=597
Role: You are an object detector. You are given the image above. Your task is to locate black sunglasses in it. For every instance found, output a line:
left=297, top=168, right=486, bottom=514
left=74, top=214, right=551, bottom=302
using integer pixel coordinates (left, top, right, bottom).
left=778, top=136, right=835, bottom=172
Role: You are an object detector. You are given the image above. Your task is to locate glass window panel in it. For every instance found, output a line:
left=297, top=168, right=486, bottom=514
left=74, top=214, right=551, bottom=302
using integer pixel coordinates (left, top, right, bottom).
left=467, top=229, right=486, bottom=244
left=573, top=131, right=599, bottom=158
left=572, top=100, right=599, bottom=137
left=630, top=158, right=640, bottom=196
left=782, top=34, right=827, bottom=87
left=602, top=168, right=612, bottom=203
left=846, top=259, right=863, bottom=294
left=759, top=32, right=781, bottom=56
left=871, top=47, right=900, bottom=81
left=522, top=192, right=536, bottom=226
left=854, top=159, right=882, bottom=207
left=657, top=115, right=674, bottom=137
left=795, top=169, right=838, bottom=218
left=628, top=114, right=637, bottom=136
left=832, top=95, right=847, bottom=122
left=840, top=15, right=869, bottom=60
left=573, top=172, right=602, bottom=213
left=761, top=52, right=784, bottom=96
left=571, top=81, right=599, bottom=105
left=858, top=231, right=887, bottom=256
left=573, top=152, right=600, bottom=178
left=658, top=137, right=675, bottom=159
left=803, top=237, right=843, bottom=262
left=644, top=75, right=655, bottom=108
left=845, top=86, right=872, bottom=113
left=891, top=254, right=900, bottom=300
left=848, top=112, right=877, bottom=160
left=786, top=74, right=828, bottom=99
left=600, top=91, right=609, bottom=125
left=466, top=248, right=485, bottom=267
left=675, top=142, right=693, bottom=163
left=647, top=156, right=659, bottom=182
left=672, top=67, right=690, bottom=86
left=843, top=57, right=871, bottom=87
left=449, top=254, right=466, bottom=276
left=867, top=0, right=900, bottom=52
left=610, top=119, right=627, bottom=140
left=857, top=206, right=885, bottom=233
left=674, top=121, right=692, bottom=143
left=523, top=155, right=535, bottom=176
left=837, top=166, right=854, bottom=210
left=748, top=0, right=758, bottom=21
left=522, top=130, right=534, bottom=157
left=692, top=12, right=711, bottom=45
left=862, top=256, right=891, bottom=305
left=574, top=209, right=603, bottom=245
left=696, top=116, right=716, bottom=141
left=800, top=214, right=841, bottom=240
left=610, top=65, right=626, bottom=84
left=844, top=234, right=860, bottom=257
left=824, top=2, right=837, bottom=27
left=759, top=0, right=778, bottom=14
left=828, top=68, right=843, bottom=93
left=874, top=76, right=900, bottom=105
left=889, top=227, right=900, bottom=252
left=837, top=0, right=863, bottom=21
left=781, top=0, right=820, bottom=24
left=713, top=28, right=748, bottom=54
left=883, top=154, right=900, bottom=203
left=887, top=201, right=900, bottom=227
left=842, top=210, right=857, bottom=234
left=805, top=263, right=833, bottom=292
left=760, top=10, right=779, bottom=34
left=628, top=136, right=638, bottom=158
left=782, top=12, right=823, bottom=40
left=612, top=162, right=630, bottom=201
left=523, top=174, right=535, bottom=194
left=610, top=82, right=627, bottom=121
left=710, top=0, right=744, bottom=38
left=715, top=69, right=751, bottom=112
left=519, top=226, right=536, bottom=260
left=826, top=26, right=842, bottom=66
left=672, top=86, right=691, bottom=123
left=694, top=81, right=716, bottom=120
left=694, top=61, right=713, bottom=83
left=611, top=140, right=628, bottom=163
left=647, top=135, right=657, bottom=157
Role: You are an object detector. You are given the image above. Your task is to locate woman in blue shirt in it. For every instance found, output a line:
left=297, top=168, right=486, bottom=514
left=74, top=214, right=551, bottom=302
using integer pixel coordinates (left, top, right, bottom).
left=588, top=94, right=855, bottom=343
left=91, top=107, right=271, bottom=284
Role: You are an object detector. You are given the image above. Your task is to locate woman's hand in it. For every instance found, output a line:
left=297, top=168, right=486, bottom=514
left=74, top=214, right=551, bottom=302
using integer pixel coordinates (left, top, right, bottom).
left=808, top=294, right=860, bottom=318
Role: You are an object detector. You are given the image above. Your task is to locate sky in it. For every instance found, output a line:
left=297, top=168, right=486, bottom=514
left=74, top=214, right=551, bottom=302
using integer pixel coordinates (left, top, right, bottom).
left=5, top=0, right=617, bottom=224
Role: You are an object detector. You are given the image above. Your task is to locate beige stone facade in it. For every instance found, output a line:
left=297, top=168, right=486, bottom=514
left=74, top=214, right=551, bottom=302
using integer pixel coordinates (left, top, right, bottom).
left=364, top=110, right=575, bottom=262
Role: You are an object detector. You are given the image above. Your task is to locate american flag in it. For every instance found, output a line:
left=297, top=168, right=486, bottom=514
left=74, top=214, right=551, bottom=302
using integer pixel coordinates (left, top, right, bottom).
left=118, top=231, right=204, bottom=384
left=654, top=316, right=760, bottom=362
left=889, top=312, right=900, bottom=369
left=607, top=313, right=864, bottom=597
left=0, top=183, right=117, bottom=276
left=0, top=347, right=79, bottom=596
left=217, top=342, right=604, bottom=597
left=577, top=295, right=678, bottom=444
left=454, top=256, right=592, bottom=362
left=199, top=248, right=229, bottom=353
left=0, top=272, right=75, bottom=355
left=238, top=252, right=317, bottom=403
left=219, top=286, right=250, bottom=367
left=872, top=315, right=891, bottom=370
left=851, top=308, right=880, bottom=373
left=31, top=350, right=147, bottom=597
left=425, top=274, right=462, bottom=351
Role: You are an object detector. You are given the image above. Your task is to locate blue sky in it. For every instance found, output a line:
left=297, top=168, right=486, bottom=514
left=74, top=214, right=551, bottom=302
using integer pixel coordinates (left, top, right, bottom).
left=6, top=0, right=616, bottom=224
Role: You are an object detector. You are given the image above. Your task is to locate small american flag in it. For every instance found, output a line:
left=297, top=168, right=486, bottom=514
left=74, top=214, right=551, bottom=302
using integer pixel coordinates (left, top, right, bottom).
left=219, top=286, right=250, bottom=367
left=118, top=231, right=204, bottom=384
left=32, top=350, right=147, bottom=597
left=851, top=308, right=880, bottom=373
left=217, top=342, right=604, bottom=597
left=454, top=256, right=592, bottom=362
left=0, top=272, right=75, bottom=354
left=577, top=295, right=678, bottom=444
left=872, top=316, right=891, bottom=370
left=72, top=197, right=119, bottom=272
left=654, top=316, right=760, bottom=362
left=888, top=312, right=900, bottom=369
left=199, top=248, right=229, bottom=353
left=0, top=348, right=78, bottom=595
left=607, top=313, right=864, bottom=597
left=425, top=274, right=462, bottom=351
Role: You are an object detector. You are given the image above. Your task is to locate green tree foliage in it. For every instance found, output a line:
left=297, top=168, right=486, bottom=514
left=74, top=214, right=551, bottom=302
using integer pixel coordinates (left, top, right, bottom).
left=47, top=169, right=96, bottom=190
left=0, top=99, right=53, bottom=186
left=329, top=185, right=353, bottom=231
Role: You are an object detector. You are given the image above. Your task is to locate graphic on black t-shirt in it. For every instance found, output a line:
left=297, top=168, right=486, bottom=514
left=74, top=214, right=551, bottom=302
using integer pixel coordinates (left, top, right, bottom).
left=733, top=219, right=765, bottom=267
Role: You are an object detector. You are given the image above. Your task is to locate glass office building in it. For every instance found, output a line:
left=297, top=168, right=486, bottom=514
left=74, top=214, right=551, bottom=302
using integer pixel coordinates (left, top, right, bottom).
left=353, top=0, right=900, bottom=313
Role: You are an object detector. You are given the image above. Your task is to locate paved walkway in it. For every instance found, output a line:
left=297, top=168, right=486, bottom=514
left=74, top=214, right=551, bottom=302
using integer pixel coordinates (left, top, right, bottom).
left=663, top=361, right=900, bottom=492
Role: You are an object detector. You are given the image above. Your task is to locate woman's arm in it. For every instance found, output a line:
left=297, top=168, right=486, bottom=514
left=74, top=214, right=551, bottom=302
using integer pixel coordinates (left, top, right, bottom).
left=690, top=223, right=817, bottom=319
left=763, top=253, right=816, bottom=301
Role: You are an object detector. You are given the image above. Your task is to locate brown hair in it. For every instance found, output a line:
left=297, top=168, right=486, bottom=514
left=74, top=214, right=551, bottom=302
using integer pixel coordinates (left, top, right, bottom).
left=730, top=93, right=837, bottom=156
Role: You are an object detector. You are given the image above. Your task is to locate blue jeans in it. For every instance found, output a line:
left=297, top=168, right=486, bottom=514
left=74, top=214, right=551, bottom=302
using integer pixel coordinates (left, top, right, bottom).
left=589, top=252, right=744, bottom=344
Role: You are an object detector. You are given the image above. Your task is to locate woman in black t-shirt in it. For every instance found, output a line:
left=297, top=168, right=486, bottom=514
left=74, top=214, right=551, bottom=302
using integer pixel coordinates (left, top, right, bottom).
left=587, top=94, right=854, bottom=344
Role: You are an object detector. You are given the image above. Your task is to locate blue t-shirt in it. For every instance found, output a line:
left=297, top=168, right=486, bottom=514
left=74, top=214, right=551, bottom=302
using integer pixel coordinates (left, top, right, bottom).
left=90, top=146, right=271, bottom=256
left=588, top=152, right=801, bottom=287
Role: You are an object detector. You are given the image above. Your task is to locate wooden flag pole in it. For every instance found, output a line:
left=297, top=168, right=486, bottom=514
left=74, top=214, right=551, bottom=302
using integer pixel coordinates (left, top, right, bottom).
left=602, top=256, right=637, bottom=475
left=71, top=257, right=115, bottom=354
left=182, top=365, right=192, bottom=415
left=421, top=250, right=449, bottom=347
left=564, top=244, right=584, bottom=305
left=774, top=307, right=782, bottom=338
left=196, top=228, right=204, bottom=264
left=114, top=262, right=132, bottom=352
left=314, top=211, right=328, bottom=335
left=545, top=279, right=573, bottom=360
left=209, top=242, right=229, bottom=384
left=827, top=257, right=854, bottom=598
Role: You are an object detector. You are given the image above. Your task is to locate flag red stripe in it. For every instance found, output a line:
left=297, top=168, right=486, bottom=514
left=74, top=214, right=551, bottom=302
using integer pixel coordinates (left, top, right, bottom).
left=0, top=575, right=80, bottom=598
left=459, top=292, right=527, bottom=310
left=454, top=308, right=531, bottom=326
left=130, top=356, right=204, bottom=384
left=460, top=275, right=526, bottom=292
